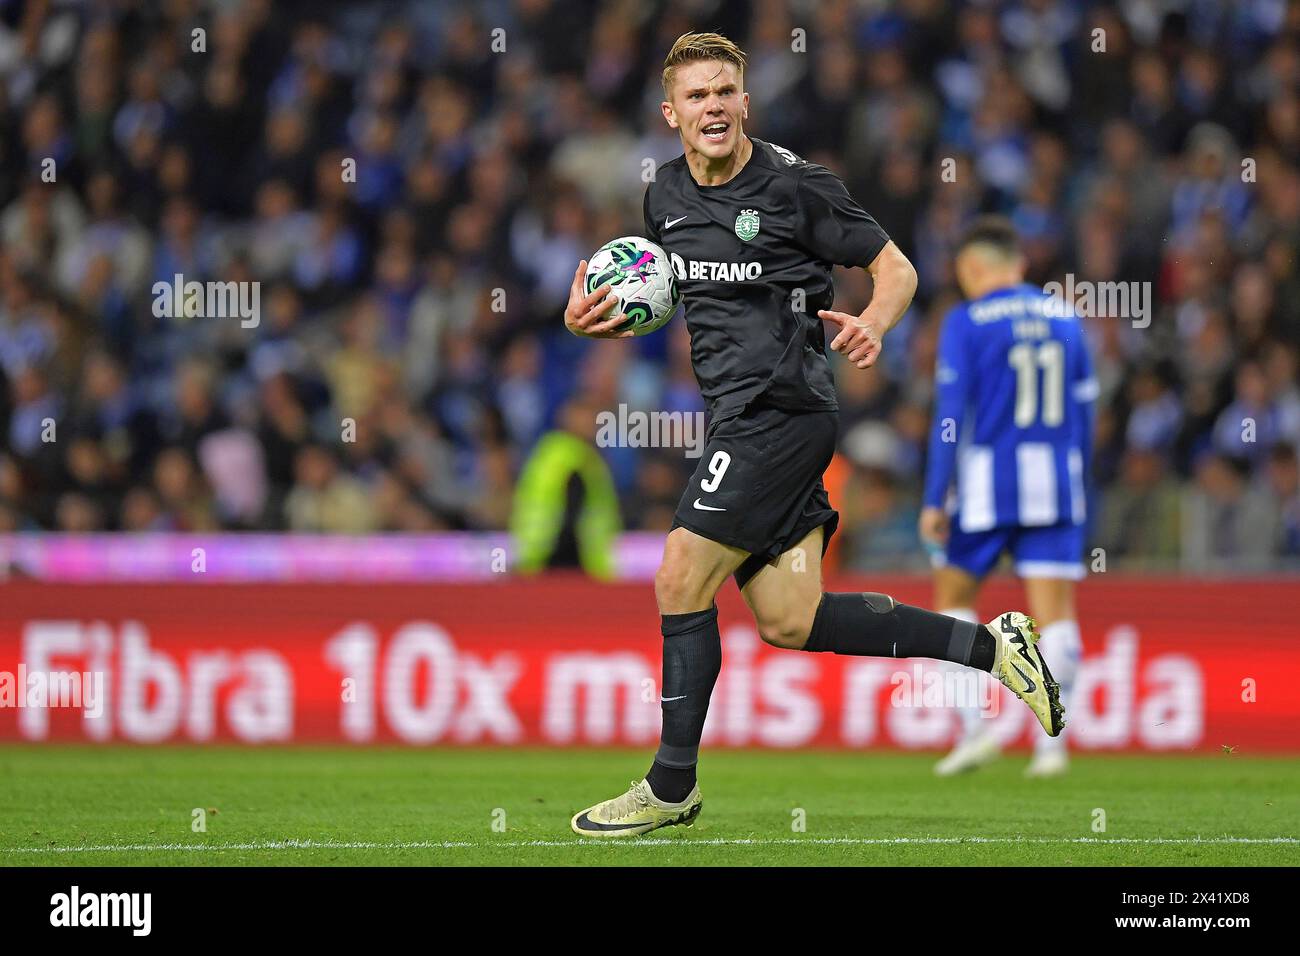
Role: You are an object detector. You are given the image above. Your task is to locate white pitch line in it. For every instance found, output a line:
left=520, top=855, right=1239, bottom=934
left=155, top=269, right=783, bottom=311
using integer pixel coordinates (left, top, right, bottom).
left=1, top=836, right=1297, bottom=854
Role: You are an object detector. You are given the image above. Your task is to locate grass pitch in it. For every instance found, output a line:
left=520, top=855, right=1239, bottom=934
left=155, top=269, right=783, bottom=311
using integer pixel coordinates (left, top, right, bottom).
left=1, top=746, right=1296, bottom=866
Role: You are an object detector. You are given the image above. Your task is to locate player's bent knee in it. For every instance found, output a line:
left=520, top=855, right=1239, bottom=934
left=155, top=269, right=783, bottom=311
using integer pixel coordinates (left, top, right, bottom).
left=755, top=614, right=811, bottom=650
left=654, top=559, right=693, bottom=610
left=754, top=601, right=818, bottom=650
left=655, top=548, right=714, bottom=612
left=860, top=591, right=897, bottom=613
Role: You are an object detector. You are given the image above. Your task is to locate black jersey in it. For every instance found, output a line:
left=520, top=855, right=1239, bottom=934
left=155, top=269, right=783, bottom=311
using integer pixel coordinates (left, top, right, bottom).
left=644, top=136, right=891, bottom=420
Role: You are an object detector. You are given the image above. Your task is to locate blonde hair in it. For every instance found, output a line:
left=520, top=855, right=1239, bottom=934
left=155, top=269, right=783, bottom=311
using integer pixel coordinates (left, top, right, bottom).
left=661, top=32, right=747, bottom=99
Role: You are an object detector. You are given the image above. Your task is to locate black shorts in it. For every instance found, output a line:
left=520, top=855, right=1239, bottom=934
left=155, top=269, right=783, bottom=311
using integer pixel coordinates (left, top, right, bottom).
left=671, top=402, right=839, bottom=590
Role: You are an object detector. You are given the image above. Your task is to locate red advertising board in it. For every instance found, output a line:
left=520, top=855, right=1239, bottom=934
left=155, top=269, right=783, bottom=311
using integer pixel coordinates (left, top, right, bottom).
left=1, top=576, right=1296, bottom=751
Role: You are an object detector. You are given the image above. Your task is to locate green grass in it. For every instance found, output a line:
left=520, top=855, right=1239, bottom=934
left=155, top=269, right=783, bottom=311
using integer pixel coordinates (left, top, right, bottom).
left=0, top=747, right=1296, bottom=866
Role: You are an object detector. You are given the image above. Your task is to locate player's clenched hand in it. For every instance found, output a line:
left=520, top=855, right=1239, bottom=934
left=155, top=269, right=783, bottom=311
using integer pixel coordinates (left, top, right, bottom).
left=819, top=309, right=883, bottom=369
left=564, top=260, right=635, bottom=338
left=918, top=506, right=949, bottom=548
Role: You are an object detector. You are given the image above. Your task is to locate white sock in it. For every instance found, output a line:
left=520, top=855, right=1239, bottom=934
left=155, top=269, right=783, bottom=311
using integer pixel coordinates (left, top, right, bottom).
left=941, top=607, right=988, bottom=741
left=1035, top=619, right=1082, bottom=757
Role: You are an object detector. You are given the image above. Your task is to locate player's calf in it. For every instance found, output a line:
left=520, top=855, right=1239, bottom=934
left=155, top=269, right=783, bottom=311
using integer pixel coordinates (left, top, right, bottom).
left=800, top=591, right=996, bottom=670
left=642, top=528, right=746, bottom=806
left=798, top=593, right=1066, bottom=735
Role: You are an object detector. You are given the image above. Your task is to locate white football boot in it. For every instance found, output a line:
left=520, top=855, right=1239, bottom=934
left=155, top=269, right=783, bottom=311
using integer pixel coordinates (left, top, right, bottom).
left=1024, top=749, right=1070, bottom=778
left=571, top=779, right=702, bottom=838
left=934, top=731, right=1002, bottom=776
left=989, top=611, right=1066, bottom=737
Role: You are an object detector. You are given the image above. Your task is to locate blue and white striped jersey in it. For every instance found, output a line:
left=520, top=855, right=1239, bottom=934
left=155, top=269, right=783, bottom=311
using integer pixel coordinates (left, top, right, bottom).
left=923, top=283, right=1097, bottom=531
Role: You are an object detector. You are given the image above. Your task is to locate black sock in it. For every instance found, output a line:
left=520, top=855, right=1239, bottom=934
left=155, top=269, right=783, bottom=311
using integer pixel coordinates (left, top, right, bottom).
left=803, top=592, right=994, bottom=670
left=647, top=606, right=720, bottom=802
left=646, top=759, right=696, bottom=804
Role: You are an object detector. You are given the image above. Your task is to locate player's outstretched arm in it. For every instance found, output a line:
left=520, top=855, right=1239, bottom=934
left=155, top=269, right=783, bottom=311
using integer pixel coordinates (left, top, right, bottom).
left=563, top=260, right=635, bottom=338
left=819, top=241, right=918, bottom=370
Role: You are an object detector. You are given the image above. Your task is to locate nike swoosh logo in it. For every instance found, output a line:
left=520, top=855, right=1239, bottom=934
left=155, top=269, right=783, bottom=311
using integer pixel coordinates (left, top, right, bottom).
left=665, top=215, right=687, bottom=229
left=693, top=498, right=725, bottom=511
left=660, top=695, right=686, bottom=702
left=574, top=812, right=648, bottom=832
left=1011, top=662, right=1037, bottom=695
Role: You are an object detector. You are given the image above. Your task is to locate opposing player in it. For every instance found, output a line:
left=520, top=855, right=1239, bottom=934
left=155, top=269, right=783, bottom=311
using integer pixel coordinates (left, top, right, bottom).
left=563, top=34, right=1065, bottom=837
left=922, top=217, right=1096, bottom=778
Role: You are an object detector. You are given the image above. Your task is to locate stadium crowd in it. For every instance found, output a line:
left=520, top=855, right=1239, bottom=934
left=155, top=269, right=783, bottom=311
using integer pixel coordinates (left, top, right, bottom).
left=1, top=0, right=1298, bottom=573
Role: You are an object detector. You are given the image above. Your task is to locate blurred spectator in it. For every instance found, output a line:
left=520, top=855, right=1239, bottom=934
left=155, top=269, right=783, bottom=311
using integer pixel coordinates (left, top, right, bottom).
left=152, top=447, right=219, bottom=531
left=7, top=364, right=60, bottom=457
left=511, top=397, right=620, bottom=579
left=1181, top=453, right=1279, bottom=572
left=284, top=443, right=378, bottom=532
left=56, top=168, right=151, bottom=298
left=626, top=451, right=690, bottom=532
left=121, top=485, right=169, bottom=532
left=1266, top=444, right=1300, bottom=561
left=1096, top=448, right=1182, bottom=569
left=1125, top=364, right=1183, bottom=456
left=55, top=491, right=105, bottom=531
left=840, top=462, right=925, bottom=572
left=1212, top=360, right=1283, bottom=465
left=837, top=420, right=923, bottom=569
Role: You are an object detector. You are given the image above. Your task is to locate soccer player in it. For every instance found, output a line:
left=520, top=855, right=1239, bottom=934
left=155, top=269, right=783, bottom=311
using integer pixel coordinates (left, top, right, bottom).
left=563, top=33, right=1064, bottom=837
left=921, top=216, right=1096, bottom=778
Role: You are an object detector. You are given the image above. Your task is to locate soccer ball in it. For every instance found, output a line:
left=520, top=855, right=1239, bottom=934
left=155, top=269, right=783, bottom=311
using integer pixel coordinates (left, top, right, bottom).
left=583, top=236, right=680, bottom=335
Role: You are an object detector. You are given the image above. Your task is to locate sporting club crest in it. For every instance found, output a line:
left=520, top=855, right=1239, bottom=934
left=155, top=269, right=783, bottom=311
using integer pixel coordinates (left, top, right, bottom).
left=734, top=209, right=760, bottom=242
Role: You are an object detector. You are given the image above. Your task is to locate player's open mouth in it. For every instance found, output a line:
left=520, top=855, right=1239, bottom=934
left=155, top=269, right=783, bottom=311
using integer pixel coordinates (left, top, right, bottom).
left=701, top=123, right=729, bottom=142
